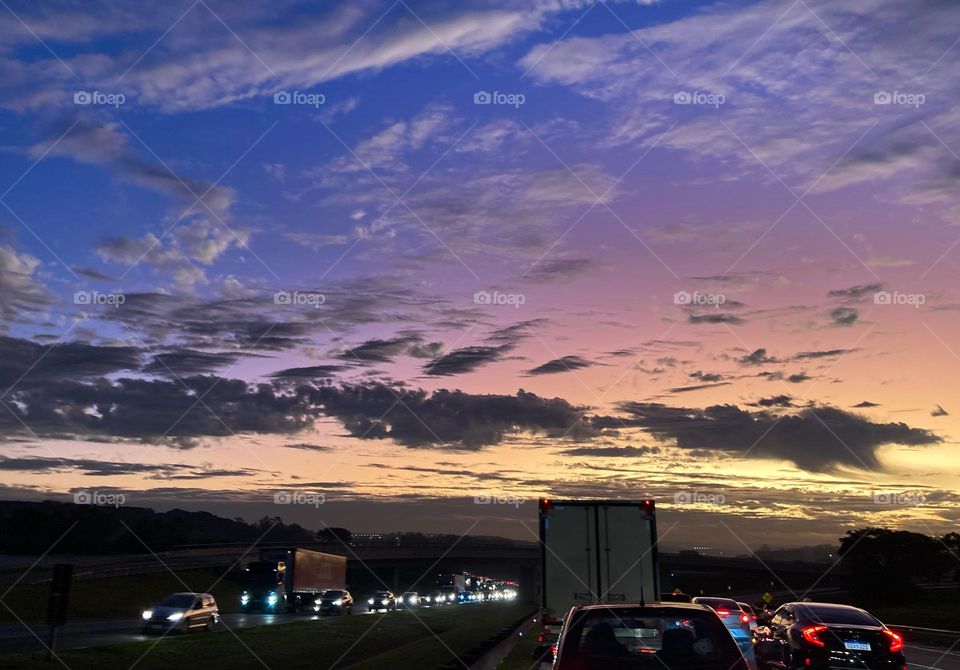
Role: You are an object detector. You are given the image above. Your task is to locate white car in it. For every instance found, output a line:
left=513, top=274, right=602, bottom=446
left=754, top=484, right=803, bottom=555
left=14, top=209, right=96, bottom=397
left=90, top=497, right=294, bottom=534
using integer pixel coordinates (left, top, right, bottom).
left=142, top=592, right=219, bottom=634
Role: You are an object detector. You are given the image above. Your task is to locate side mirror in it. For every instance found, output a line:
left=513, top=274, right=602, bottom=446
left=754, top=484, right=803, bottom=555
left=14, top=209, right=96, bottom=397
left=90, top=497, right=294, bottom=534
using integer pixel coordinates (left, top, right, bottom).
left=532, top=645, right=555, bottom=663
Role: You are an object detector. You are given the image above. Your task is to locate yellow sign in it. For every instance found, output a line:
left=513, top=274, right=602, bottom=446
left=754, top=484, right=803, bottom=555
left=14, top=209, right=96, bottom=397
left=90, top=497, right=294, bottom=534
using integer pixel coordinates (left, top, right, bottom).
left=762, top=592, right=773, bottom=604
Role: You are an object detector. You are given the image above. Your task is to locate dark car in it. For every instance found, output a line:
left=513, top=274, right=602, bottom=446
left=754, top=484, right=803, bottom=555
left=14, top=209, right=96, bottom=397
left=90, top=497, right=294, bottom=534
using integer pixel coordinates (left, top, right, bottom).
left=537, top=602, right=750, bottom=670
left=315, top=589, right=353, bottom=615
left=755, top=602, right=905, bottom=670
left=692, top=597, right=754, bottom=656
left=367, top=590, right=397, bottom=611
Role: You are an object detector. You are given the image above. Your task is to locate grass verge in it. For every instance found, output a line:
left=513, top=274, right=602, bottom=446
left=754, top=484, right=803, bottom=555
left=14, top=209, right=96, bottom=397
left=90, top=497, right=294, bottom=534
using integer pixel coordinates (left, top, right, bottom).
left=0, top=602, right=529, bottom=670
left=0, top=568, right=242, bottom=624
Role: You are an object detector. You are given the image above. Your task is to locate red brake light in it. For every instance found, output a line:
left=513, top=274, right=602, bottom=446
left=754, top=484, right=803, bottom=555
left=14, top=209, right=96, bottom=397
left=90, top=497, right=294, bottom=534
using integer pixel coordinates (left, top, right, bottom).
left=539, top=498, right=554, bottom=513
left=883, top=629, right=903, bottom=653
left=741, top=613, right=751, bottom=624
left=802, top=625, right=828, bottom=647
left=716, top=610, right=730, bottom=617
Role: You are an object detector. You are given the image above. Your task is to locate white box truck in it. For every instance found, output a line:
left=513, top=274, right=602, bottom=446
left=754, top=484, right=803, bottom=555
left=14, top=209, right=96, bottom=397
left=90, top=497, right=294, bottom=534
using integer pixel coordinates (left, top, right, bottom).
left=536, top=498, right=659, bottom=648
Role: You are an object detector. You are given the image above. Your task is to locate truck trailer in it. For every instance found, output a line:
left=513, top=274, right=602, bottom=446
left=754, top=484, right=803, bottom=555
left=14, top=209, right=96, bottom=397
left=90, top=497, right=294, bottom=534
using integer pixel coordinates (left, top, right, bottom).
left=241, top=547, right=347, bottom=613
left=536, top=498, right=659, bottom=647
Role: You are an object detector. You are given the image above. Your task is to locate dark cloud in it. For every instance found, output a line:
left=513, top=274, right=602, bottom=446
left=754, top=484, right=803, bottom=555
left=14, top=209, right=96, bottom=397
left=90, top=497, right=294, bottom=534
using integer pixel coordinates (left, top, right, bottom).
left=740, top=348, right=778, bottom=365
left=786, top=372, right=810, bottom=383
left=561, top=445, right=661, bottom=457
left=853, top=401, right=880, bottom=408
left=270, top=365, right=348, bottom=380
left=606, top=402, right=940, bottom=472
left=0, top=375, right=313, bottom=446
left=689, top=371, right=724, bottom=382
left=281, top=443, right=333, bottom=452
left=304, top=384, right=596, bottom=448
left=829, top=306, right=859, bottom=327
left=666, top=382, right=732, bottom=393
left=336, top=335, right=438, bottom=363
left=526, top=355, right=593, bottom=376
left=688, top=313, right=744, bottom=324
left=755, top=395, right=794, bottom=407
left=424, top=345, right=512, bottom=376
left=525, top=258, right=595, bottom=282
left=144, top=349, right=245, bottom=376
left=0, top=456, right=260, bottom=479
left=932, top=405, right=949, bottom=417
left=828, top=283, right=883, bottom=301
left=0, top=336, right=141, bottom=388
left=794, top=349, right=856, bottom=360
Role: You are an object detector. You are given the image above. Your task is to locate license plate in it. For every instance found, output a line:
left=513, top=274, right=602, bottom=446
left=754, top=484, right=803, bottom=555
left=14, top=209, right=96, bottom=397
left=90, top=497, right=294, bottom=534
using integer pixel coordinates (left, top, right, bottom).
left=844, top=641, right=871, bottom=651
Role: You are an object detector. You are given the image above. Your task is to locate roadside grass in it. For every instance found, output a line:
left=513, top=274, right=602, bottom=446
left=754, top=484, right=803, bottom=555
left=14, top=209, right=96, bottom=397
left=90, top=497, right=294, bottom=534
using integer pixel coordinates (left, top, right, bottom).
left=0, top=568, right=243, bottom=624
left=0, top=602, right=529, bottom=670
left=495, top=628, right=542, bottom=670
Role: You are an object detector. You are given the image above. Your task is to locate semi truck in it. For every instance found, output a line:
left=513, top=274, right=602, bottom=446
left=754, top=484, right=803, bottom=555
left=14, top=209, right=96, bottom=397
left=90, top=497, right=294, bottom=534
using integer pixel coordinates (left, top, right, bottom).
left=241, top=547, right=347, bottom=613
left=536, top=498, right=659, bottom=647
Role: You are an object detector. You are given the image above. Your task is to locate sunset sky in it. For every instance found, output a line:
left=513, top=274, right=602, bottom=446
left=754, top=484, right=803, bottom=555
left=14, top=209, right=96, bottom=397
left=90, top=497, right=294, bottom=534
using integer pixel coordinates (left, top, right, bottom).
left=1, top=0, right=959, bottom=551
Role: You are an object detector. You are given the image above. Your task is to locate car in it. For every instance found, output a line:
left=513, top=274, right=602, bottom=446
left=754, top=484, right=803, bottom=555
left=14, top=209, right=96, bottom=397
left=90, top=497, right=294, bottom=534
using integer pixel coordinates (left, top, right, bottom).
left=142, top=592, right=219, bottom=635
left=315, top=589, right=353, bottom=615
left=536, top=602, right=750, bottom=670
left=367, top=590, right=397, bottom=611
left=754, top=602, right=905, bottom=670
left=693, top=596, right=755, bottom=657
left=421, top=590, right=447, bottom=606
left=397, top=591, right=421, bottom=609
left=738, top=602, right=760, bottom=633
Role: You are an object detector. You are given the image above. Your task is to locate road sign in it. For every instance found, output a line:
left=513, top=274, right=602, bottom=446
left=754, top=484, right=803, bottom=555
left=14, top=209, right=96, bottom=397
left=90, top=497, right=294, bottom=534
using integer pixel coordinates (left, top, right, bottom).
left=762, top=591, right=773, bottom=604
left=46, top=564, right=72, bottom=626
left=46, top=564, right=72, bottom=660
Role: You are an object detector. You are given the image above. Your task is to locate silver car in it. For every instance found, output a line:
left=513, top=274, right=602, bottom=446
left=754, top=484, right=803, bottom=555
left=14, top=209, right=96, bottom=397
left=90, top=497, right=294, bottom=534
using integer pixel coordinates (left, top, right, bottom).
left=142, top=592, right=219, bottom=634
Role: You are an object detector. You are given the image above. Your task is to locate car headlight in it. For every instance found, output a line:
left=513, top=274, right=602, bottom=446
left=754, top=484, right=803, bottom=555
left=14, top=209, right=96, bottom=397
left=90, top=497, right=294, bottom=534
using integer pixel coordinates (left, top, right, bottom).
left=408, top=597, right=417, bottom=604
left=381, top=598, right=389, bottom=605
left=368, top=598, right=375, bottom=605
left=333, top=598, right=342, bottom=606
left=241, top=594, right=250, bottom=604
left=267, top=592, right=279, bottom=606
left=142, top=609, right=153, bottom=620
left=167, top=612, right=184, bottom=622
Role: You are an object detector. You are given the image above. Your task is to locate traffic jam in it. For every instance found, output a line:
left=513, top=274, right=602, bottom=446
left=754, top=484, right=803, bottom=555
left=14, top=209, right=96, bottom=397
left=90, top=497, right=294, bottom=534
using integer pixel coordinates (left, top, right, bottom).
left=138, top=550, right=519, bottom=636
left=533, top=499, right=907, bottom=670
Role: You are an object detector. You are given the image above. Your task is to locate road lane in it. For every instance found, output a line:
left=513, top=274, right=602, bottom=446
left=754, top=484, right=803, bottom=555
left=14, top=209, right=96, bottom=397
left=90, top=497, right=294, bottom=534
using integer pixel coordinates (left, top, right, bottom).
left=906, top=644, right=960, bottom=670
left=0, top=605, right=438, bottom=654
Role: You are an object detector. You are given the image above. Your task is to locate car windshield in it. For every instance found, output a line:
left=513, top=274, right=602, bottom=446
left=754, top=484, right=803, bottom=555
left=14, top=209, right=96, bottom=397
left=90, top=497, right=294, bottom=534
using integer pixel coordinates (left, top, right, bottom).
left=324, top=590, right=345, bottom=598
left=559, top=606, right=745, bottom=670
left=797, top=606, right=879, bottom=626
left=160, top=595, right=196, bottom=609
left=373, top=592, right=391, bottom=598
left=694, top=598, right=739, bottom=611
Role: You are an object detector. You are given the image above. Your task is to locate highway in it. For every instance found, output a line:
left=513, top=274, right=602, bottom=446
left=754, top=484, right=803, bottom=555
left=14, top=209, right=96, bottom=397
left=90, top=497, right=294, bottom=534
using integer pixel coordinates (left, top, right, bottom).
left=0, top=609, right=387, bottom=654
left=906, top=643, right=960, bottom=670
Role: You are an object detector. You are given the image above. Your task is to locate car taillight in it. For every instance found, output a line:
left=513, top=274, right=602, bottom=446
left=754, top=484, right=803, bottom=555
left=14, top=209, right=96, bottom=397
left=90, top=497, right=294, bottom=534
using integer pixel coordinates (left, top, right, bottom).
left=716, top=610, right=730, bottom=617
left=801, top=625, right=828, bottom=647
left=741, top=613, right=751, bottom=624
left=883, top=629, right=904, bottom=653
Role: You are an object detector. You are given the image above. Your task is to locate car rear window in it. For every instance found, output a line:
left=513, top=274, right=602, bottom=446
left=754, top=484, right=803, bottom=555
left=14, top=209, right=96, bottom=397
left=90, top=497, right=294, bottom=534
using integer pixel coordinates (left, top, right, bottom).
left=797, top=606, right=879, bottom=626
left=559, top=606, right=745, bottom=670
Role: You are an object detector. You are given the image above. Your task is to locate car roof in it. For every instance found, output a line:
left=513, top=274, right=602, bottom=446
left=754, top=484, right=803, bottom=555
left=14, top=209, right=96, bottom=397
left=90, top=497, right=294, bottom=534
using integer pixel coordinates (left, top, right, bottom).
left=170, top=592, right=212, bottom=597
left=783, top=602, right=867, bottom=612
left=573, top=602, right=714, bottom=612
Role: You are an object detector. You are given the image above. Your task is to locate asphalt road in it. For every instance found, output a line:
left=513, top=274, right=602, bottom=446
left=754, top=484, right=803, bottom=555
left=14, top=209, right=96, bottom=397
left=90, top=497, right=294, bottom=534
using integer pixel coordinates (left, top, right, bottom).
left=0, top=608, right=397, bottom=654
left=906, top=643, right=960, bottom=670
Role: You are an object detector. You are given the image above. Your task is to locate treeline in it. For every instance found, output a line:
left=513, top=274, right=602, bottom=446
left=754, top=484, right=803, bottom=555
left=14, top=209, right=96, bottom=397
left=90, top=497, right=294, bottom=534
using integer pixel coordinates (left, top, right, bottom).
left=0, top=501, right=316, bottom=554
left=838, top=527, right=960, bottom=603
